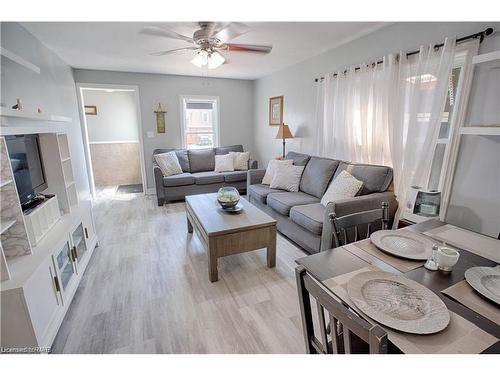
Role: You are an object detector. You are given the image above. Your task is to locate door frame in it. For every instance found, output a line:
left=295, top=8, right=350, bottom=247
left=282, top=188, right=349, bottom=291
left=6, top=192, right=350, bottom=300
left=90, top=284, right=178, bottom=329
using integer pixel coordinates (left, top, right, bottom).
left=75, top=83, right=147, bottom=199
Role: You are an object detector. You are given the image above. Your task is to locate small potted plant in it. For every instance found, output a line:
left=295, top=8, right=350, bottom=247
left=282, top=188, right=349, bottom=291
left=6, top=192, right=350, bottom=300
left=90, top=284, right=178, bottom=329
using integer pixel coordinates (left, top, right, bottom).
left=217, top=186, right=240, bottom=210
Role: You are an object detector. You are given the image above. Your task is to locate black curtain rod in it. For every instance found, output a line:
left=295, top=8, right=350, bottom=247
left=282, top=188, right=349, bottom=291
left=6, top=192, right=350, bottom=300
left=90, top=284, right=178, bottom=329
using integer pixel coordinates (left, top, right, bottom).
left=314, top=27, right=494, bottom=82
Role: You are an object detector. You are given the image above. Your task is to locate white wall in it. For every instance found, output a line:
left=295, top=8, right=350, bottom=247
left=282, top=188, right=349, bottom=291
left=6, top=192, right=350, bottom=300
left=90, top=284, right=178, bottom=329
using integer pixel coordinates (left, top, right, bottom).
left=73, top=69, right=254, bottom=190
left=1, top=22, right=90, bottom=199
left=82, top=89, right=139, bottom=143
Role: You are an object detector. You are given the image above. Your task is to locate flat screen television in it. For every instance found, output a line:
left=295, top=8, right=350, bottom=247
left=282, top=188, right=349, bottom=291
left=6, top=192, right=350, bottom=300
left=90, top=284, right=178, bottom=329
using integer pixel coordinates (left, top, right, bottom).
left=5, top=134, right=48, bottom=208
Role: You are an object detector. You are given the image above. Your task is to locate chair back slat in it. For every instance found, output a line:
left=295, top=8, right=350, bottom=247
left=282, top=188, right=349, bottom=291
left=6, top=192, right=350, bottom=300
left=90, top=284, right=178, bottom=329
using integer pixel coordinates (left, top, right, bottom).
left=330, top=202, right=389, bottom=248
left=316, top=301, right=330, bottom=353
left=296, top=266, right=388, bottom=354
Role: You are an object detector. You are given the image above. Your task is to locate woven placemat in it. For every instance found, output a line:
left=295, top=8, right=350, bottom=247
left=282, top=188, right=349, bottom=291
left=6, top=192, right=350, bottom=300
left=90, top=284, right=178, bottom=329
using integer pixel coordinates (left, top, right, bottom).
left=442, top=280, right=500, bottom=326
left=323, top=267, right=498, bottom=354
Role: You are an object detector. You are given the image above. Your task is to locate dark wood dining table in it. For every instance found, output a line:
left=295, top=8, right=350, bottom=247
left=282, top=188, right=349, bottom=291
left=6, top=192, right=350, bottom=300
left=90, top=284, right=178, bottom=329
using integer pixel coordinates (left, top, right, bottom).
left=296, top=219, right=500, bottom=354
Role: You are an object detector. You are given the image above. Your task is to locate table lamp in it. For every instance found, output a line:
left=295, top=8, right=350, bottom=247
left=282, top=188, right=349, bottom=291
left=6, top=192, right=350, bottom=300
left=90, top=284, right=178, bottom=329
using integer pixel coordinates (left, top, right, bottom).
left=275, top=123, right=293, bottom=158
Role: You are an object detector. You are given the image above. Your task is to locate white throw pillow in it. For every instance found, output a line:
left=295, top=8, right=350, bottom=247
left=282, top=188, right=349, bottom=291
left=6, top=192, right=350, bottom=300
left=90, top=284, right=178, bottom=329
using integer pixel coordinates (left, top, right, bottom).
left=154, top=151, right=183, bottom=177
left=214, top=154, right=235, bottom=172
left=262, top=159, right=293, bottom=185
left=320, top=170, right=363, bottom=206
left=229, top=151, right=250, bottom=171
left=270, top=165, right=304, bottom=192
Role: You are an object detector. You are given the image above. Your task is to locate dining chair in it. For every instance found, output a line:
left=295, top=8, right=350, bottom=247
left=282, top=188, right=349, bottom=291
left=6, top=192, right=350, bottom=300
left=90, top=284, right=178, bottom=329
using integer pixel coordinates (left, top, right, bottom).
left=295, top=265, right=388, bottom=354
left=329, top=202, right=389, bottom=248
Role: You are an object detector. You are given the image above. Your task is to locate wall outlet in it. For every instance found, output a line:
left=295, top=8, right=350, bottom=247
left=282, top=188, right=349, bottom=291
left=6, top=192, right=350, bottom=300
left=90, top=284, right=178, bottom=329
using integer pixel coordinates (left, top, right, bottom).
left=147, top=131, right=154, bottom=138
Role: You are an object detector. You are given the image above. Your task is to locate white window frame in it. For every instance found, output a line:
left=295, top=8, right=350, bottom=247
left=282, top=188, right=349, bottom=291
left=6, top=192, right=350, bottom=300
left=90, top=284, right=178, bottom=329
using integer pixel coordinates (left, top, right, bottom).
left=179, top=95, right=220, bottom=149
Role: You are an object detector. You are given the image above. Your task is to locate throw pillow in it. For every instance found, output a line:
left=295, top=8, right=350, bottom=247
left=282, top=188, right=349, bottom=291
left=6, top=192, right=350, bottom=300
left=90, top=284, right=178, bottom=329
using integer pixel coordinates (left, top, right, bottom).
left=320, top=170, right=363, bottom=206
left=229, top=151, right=250, bottom=171
left=154, top=151, right=183, bottom=177
left=214, top=153, right=235, bottom=172
left=270, top=165, right=305, bottom=192
left=262, top=159, right=293, bottom=185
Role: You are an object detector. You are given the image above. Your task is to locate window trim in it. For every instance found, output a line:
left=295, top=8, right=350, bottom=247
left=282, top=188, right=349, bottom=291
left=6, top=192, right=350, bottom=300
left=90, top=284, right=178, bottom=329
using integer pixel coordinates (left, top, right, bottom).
left=179, top=95, right=220, bottom=149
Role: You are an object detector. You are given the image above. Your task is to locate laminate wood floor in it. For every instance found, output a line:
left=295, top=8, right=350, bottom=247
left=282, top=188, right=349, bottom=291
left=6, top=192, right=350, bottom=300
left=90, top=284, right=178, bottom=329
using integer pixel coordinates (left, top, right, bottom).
left=51, top=188, right=307, bottom=353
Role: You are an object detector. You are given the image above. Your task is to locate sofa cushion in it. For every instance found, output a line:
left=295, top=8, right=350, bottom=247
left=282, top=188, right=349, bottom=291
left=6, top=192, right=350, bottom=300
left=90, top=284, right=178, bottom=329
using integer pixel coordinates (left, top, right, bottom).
left=290, top=203, right=325, bottom=235
left=285, top=151, right=311, bottom=166
left=215, top=144, right=244, bottom=155
left=192, top=171, right=224, bottom=185
left=163, top=172, right=195, bottom=187
left=189, top=148, right=215, bottom=172
left=154, top=151, right=183, bottom=177
left=262, top=159, right=293, bottom=185
left=154, top=148, right=190, bottom=172
left=266, top=191, right=320, bottom=216
left=270, top=165, right=304, bottom=192
left=334, top=162, right=393, bottom=195
left=321, top=170, right=363, bottom=206
left=214, top=154, right=235, bottom=172
left=223, top=171, right=247, bottom=183
left=248, top=184, right=283, bottom=203
left=299, top=157, right=339, bottom=198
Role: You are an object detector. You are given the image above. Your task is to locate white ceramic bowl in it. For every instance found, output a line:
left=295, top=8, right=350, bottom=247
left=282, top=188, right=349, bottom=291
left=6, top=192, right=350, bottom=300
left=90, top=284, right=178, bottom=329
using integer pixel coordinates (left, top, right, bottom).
left=436, top=246, right=460, bottom=272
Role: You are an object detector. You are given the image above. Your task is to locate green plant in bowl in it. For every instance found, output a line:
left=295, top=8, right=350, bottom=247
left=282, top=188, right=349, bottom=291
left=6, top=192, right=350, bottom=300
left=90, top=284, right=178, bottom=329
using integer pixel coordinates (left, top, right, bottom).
left=217, top=186, right=240, bottom=209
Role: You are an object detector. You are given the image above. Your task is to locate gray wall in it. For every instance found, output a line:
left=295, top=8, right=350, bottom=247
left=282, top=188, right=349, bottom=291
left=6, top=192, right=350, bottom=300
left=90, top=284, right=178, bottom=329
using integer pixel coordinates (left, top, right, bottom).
left=73, top=69, right=254, bottom=190
left=82, top=89, right=139, bottom=143
left=1, top=22, right=90, bottom=199
left=252, top=22, right=500, bottom=237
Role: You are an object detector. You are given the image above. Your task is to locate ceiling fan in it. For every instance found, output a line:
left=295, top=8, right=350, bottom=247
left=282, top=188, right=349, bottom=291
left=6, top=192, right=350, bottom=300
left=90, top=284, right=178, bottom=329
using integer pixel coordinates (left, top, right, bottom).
left=141, top=22, right=272, bottom=69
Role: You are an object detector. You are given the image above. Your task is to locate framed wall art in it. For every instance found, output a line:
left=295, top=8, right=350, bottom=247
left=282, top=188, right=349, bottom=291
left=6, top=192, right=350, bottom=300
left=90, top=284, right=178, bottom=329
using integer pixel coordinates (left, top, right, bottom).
left=269, top=95, right=283, bottom=126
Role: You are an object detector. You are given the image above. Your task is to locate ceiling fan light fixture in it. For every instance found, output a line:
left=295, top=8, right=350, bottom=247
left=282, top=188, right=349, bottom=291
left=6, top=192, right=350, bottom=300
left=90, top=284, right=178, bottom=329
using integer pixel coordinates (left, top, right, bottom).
left=207, top=51, right=225, bottom=69
left=191, top=50, right=209, bottom=68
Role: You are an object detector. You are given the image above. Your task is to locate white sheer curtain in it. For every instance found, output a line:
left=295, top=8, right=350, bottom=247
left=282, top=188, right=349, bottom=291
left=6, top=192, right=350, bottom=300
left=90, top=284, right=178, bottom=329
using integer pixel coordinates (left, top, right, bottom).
left=316, top=61, right=392, bottom=166
left=315, top=38, right=456, bottom=224
left=389, top=39, right=456, bottom=223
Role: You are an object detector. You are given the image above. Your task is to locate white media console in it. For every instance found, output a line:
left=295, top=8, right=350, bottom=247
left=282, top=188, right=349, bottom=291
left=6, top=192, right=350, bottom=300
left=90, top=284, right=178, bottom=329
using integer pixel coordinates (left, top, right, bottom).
left=1, top=125, right=98, bottom=350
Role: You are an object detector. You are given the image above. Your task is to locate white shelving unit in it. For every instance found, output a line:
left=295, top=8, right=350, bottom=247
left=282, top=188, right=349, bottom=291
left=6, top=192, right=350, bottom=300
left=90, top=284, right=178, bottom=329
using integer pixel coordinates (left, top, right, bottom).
left=24, top=196, right=61, bottom=246
left=440, top=48, right=500, bottom=221
left=459, top=126, right=500, bottom=136
left=0, top=137, right=32, bottom=263
left=0, top=46, right=40, bottom=74
left=0, top=107, right=72, bottom=123
left=0, top=129, right=97, bottom=348
left=38, top=133, right=79, bottom=213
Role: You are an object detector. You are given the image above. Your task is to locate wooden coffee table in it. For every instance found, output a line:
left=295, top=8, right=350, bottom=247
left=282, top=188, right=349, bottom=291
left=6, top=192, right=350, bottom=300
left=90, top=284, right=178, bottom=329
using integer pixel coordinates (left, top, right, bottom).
left=185, top=193, right=277, bottom=282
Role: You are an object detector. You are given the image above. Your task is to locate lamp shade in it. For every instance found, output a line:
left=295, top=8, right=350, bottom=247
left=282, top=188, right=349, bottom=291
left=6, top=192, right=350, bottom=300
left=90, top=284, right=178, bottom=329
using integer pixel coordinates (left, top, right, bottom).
left=275, top=123, right=293, bottom=139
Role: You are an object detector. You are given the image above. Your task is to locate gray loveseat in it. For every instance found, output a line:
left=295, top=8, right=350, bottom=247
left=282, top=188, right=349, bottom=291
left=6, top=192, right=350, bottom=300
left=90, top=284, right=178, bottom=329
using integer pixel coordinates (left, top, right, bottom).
left=153, top=145, right=257, bottom=205
left=247, top=151, right=398, bottom=254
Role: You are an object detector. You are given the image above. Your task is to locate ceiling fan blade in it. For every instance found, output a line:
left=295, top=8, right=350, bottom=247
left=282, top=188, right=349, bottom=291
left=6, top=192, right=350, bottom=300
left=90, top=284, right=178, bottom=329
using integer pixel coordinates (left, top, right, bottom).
left=213, top=22, right=250, bottom=43
left=150, top=47, right=198, bottom=56
left=225, top=43, right=272, bottom=54
left=140, top=26, right=193, bottom=43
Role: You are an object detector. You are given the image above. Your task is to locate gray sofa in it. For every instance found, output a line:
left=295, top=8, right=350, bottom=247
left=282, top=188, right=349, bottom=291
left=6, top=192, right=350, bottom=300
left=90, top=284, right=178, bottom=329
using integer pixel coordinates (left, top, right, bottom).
left=247, top=151, right=398, bottom=254
left=153, top=145, right=257, bottom=205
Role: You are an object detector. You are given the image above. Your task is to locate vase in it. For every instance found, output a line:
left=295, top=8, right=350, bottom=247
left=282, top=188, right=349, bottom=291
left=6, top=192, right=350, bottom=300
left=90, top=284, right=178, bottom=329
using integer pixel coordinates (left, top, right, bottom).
left=217, top=186, right=240, bottom=209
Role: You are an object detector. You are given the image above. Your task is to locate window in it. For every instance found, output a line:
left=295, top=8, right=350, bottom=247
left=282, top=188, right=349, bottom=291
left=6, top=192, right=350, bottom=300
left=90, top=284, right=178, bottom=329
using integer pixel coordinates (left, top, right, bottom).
left=180, top=96, right=219, bottom=149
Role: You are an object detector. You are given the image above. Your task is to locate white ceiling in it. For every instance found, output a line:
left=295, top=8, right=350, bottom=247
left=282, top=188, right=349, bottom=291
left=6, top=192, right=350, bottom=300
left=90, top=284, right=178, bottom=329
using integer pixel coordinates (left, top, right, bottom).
left=22, top=22, right=389, bottom=80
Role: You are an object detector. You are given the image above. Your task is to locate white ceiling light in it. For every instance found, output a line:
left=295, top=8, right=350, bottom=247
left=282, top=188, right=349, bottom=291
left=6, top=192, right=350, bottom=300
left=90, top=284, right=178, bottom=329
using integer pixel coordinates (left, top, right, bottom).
left=190, top=50, right=225, bottom=70
left=191, top=50, right=209, bottom=68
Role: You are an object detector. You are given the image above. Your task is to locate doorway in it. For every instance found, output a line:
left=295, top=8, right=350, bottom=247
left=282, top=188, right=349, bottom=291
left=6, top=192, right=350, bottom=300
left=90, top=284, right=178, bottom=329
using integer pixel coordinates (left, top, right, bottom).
left=76, top=84, right=146, bottom=199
